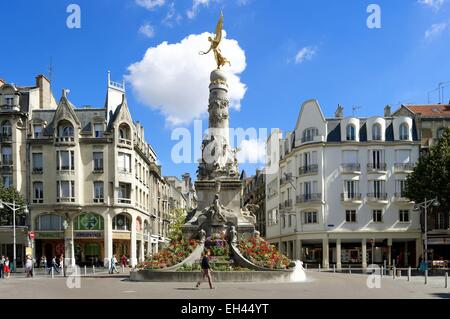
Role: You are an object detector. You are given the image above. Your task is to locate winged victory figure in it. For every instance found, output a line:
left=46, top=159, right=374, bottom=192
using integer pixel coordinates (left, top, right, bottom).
left=199, top=12, right=231, bottom=69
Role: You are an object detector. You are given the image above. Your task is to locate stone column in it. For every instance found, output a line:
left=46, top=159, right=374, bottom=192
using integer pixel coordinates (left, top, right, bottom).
left=130, top=217, right=137, bottom=267
left=139, top=238, right=145, bottom=262
left=388, top=238, right=392, bottom=267
left=147, top=238, right=151, bottom=258
left=296, top=239, right=303, bottom=261
left=322, top=237, right=329, bottom=269
left=362, top=239, right=367, bottom=269
left=336, top=238, right=342, bottom=270
left=104, top=213, right=113, bottom=268
left=286, top=241, right=291, bottom=259
left=64, top=216, right=75, bottom=267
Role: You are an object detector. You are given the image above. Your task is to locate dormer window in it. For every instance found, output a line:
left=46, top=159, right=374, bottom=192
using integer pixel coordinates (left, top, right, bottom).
left=346, top=124, right=356, bottom=141
left=302, top=127, right=319, bottom=143
left=57, top=121, right=74, bottom=143
left=372, top=124, right=382, bottom=141
left=33, top=124, right=43, bottom=138
left=399, top=123, right=409, bottom=141
left=118, top=123, right=131, bottom=146
left=94, top=123, right=104, bottom=138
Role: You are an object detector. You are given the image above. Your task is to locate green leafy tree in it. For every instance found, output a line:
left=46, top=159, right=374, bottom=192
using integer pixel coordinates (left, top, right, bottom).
left=404, top=127, right=450, bottom=215
left=168, top=208, right=187, bottom=240
left=0, top=185, right=26, bottom=226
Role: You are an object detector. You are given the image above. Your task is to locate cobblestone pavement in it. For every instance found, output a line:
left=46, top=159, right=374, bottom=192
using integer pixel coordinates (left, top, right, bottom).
left=0, top=271, right=448, bottom=299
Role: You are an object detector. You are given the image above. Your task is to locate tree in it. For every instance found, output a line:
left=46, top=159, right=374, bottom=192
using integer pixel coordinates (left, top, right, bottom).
left=404, top=127, right=450, bottom=215
left=0, top=185, right=26, bottom=226
left=168, top=208, right=187, bottom=240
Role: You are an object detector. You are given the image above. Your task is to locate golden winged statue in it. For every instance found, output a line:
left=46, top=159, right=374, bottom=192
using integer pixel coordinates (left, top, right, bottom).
left=199, top=12, right=231, bottom=69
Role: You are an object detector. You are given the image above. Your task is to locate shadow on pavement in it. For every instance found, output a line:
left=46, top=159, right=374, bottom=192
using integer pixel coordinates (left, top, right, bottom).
left=431, top=293, right=450, bottom=299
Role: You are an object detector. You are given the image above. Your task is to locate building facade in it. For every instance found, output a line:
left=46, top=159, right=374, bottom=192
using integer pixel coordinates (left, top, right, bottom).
left=242, top=170, right=266, bottom=238
left=265, top=100, right=422, bottom=269
left=0, top=74, right=180, bottom=268
left=395, top=103, right=450, bottom=261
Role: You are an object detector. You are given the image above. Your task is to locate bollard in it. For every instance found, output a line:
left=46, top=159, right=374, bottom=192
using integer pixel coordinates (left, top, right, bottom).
left=384, top=260, right=387, bottom=276
left=84, top=265, right=87, bottom=276
left=349, top=265, right=351, bottom=274
left=408, top=267, right=411, bottom=282
left=51, top=267, right=54, bottom=279
left=318, top=265, right=321, bottom=272
left=381, top=266, right=383, bottom=278
left=393, top=266, right=396, bottom=279
left=305, top=263, right=308, bottom=270
left=333, top=264, right=336, bottom=273
left=93, top=265, right=95, bottom=275
left=445, top=272, right=448, bottom=289
left=425, top=270, right=428, bottom=285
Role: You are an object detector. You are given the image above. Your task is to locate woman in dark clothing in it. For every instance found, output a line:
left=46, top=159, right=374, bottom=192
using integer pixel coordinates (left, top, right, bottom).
left=196, top=250, right=214, bottom=289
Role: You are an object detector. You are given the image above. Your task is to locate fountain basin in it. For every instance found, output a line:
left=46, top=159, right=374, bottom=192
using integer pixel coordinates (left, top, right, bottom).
left=129, top=270, right=292, bottom=282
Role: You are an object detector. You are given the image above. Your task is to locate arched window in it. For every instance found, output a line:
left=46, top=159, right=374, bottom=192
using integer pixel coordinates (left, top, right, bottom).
left=302, top=127, right=319, bottom=143
left=36, top=214, right=64, bottom=231
left=136, top=217, right=142, bottom=233
left=399, top=123, right=409, bottom=140
left=113, top=213, right=132, bottom=231
left=346, top=124, right=356, bottom=141
left=437, top=127, right=446, bottom=139
left=1, top=121, right=12, bottom=137
left=57, top=121, right=74, bottom=140
left=74, top=213, right=104, bottom=231
left=372, top=123, right=382, bottom=140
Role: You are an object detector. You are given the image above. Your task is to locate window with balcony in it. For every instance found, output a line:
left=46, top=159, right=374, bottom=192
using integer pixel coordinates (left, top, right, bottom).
left=299, top=151, right=318, bottom=175
left=36, top=214, right=64, bottom=231
left=57, top=180, right=75, bottom=202
left=113, top=213, right=132, bottom=231
left=399, top=123, right=409, bottom=141
left=56, top=150, right=75, bottom=171
left=93, top=181, right=104, bottom=203
left=93, top=152, right=104, bottom=172
left=346, top=124, right=356, bottom=141
left=1, top=146, right=12, bottom=166
left=399, top=210, right=410, bottom=223
left=33, top=125, right=43, bottom=138
left=304, top=211, right=318, bottom=224
left=346, top=210, right=357, bottom=223
left=33, top=182, right=44, bottom=203
left=436, top=213, right=446, bottom=230
left=2, top=175, right=12, bottom=187
left=32, top=153, right=43, bottom=174
left=118, top=123, right=131, bottom=145
left=372, top=210, right=383, bottom=223
left=268, top=208, right=278, bottom=226
left=395, top=180, right=407, bottom=198
left=94, top=123, right=104, bottom=138
left=302, top=127, right=319, bottom=143
left=118, top=183, right=131, bottom=204
left=368, top=149, right=385, bottom=171
left=118, top=152, right=131, bottom=173
left=372, top=123, right=382, bottom=140
left=57, top=121, right=74, bottom=142
left=342, top=180, right=360, bottom=201
left=395, top=149, right=413, bottom=172
left=368, top=180, right=386, bottom=200
left=341, top=150, right=360, bottom=172
left=1, top=120, right=12, bottom=139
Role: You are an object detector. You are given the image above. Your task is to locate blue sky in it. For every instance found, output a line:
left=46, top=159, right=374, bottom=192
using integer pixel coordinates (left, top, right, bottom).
left=2, top=0, right=450, bottom=180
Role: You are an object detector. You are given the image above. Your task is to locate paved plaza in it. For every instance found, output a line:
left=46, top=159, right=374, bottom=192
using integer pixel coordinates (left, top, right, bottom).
left=0, top=271, right=448, bottom=299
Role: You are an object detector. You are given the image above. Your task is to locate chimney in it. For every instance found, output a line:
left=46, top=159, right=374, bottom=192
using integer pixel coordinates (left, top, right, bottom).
left=384, top=105, right=392, bottom=117
left=36, top=74, right=51, bottom=109
left=335, top=105, right=344, bottom=118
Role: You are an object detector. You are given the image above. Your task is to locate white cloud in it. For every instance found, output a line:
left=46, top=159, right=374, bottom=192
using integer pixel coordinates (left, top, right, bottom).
left=126, top=31, right=247, bottom=125
left=425, top=22, right=448, bottom=38
left=237, top=139, right=266, bottom=165
left=418, top=0, right=445, bottom=10
left=139, top=23, right=155, bottom=38
left=295, top=46, right=317, bottom=64
left=136, top=0, right=165, bottom=10
left=187, top=0, right=212, bottom=19
left=162, top=2, right=182, bottom=27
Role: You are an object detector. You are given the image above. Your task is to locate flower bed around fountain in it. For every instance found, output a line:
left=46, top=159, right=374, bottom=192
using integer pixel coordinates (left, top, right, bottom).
left=238, top=236, right=291, bottom=270
left=137, top=239, right=200, bottom=270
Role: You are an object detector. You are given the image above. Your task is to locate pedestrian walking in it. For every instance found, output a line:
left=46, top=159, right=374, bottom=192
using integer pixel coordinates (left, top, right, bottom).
left=4, top=257, right=10, bottom=278
left=48, top=257, right=60, bottom=275
left=41, top=256, right=48, bottom=272
left=0, top=255, right=4, bottom=279
left=417, top=256, right=423, bottom=271
left=25, top=255, right=33, bottom=278
left=195, top=250, right=214, bottom=290
left=121, top=255, right=127, bottom=268
left=109, top=255, right=119, bottom=274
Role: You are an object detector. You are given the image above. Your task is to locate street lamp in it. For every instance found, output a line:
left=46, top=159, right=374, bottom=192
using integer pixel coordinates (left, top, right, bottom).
left=413, top=197, right=440, bottom=268
left=0, top=199, right=29, bottom=272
